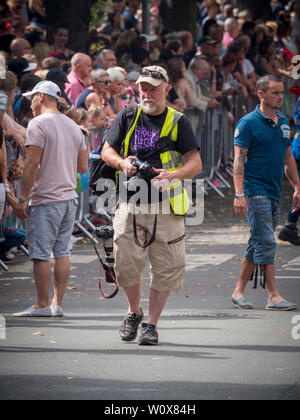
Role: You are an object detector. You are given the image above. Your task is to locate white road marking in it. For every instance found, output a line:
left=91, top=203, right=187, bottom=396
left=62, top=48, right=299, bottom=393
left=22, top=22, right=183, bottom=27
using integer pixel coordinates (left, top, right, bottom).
left=281, top=256, right=300, bottom=270
left=185, top=254, right=236, bottom=272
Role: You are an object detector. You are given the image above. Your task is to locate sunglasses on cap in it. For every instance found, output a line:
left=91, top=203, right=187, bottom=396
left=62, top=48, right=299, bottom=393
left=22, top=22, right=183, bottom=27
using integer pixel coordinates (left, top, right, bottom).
left=140, top=68, right=167, bottom=82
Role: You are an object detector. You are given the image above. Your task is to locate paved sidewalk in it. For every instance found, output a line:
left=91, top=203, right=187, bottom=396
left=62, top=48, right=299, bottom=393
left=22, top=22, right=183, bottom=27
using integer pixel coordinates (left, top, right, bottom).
left=0, top=182, right=299, bottom=400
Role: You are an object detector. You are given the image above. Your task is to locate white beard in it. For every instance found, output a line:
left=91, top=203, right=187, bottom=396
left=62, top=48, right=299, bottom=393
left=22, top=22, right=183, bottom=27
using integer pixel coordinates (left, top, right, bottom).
left=141, top=100, right=163, bottom=115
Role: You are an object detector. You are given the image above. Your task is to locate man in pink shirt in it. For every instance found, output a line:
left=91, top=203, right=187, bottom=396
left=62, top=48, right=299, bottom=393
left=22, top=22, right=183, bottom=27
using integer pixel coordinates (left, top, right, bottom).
left=65, top=52, right=92, bottom=104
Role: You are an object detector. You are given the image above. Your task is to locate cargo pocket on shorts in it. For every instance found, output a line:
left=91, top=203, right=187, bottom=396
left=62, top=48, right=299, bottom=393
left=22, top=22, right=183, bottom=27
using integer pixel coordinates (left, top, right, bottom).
left=167, top=234, right=185, bottom=245
left=149, top=227, right=186, bottom=292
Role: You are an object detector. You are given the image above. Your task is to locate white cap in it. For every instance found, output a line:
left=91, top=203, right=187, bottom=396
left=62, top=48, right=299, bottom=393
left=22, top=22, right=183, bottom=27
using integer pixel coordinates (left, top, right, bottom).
left=136, top=66, right=169, bottom=86
left=140, top=33, right=158, bottom=43
left=25, top=62, right=38, bottom=72
left=22, top=80, right=61, bottom=101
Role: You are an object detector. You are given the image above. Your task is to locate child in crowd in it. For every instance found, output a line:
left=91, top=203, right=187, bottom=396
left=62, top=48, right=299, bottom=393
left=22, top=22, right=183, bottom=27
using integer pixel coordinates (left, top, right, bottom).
left=75, top=108, right=91, bottom=133
left=87, top=105, right=108, bottom=150
left=0, top=157, right=27, bottom=262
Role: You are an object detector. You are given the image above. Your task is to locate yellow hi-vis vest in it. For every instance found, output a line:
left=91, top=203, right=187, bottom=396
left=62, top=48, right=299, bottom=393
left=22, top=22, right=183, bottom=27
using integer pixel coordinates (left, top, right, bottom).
left=122, top=106, right=190, bottom=216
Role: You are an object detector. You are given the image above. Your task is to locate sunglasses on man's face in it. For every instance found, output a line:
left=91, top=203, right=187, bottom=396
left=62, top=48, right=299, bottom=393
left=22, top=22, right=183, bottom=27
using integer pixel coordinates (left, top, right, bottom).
left=140, top=68, right=167, bottom=82
left=97, top=80, right=111, bottom=85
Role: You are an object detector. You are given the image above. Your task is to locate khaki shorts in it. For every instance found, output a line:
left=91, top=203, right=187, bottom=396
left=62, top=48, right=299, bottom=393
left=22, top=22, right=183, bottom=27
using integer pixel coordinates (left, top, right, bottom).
left=113, top=201, right=186, bottom=292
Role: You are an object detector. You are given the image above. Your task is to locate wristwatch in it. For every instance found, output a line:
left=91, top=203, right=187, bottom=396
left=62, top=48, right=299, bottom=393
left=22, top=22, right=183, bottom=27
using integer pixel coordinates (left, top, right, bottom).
left=19, top=195, right=29, bottom=203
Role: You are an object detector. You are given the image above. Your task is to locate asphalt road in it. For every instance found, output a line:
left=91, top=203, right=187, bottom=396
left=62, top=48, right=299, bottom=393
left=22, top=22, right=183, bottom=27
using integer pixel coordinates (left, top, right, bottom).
left=0, top=181, right=299, bottom=401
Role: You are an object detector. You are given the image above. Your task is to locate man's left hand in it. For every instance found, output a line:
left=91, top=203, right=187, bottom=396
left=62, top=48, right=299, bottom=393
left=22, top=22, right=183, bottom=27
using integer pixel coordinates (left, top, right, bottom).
left=151, top=168, right=179, bottom=191
left=291, top=188, right=300, bottom=213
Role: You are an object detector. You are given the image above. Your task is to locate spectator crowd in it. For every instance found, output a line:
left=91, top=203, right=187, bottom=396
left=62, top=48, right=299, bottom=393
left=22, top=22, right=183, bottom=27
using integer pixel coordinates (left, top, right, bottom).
left=1, top=0, right=300, bottom=263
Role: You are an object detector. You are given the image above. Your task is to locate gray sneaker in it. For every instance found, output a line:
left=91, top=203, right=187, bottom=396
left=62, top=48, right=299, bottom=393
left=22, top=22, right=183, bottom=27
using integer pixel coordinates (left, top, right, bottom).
left=138, top=322, right=159, bottom=345
left=266, top=300, right=297, bottom=311
left=119, top=307, right=144, bottom=341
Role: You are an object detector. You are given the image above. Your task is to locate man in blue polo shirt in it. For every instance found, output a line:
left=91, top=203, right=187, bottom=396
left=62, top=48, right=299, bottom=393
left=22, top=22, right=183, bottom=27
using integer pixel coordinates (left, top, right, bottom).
left=232, top=75, right=300, bottom=311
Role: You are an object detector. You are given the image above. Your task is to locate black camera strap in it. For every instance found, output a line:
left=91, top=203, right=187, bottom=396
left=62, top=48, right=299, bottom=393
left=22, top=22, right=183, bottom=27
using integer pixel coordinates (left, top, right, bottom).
left=137, top=136, right=178, bottom=163
left=133, top=213, right=157, bottom=248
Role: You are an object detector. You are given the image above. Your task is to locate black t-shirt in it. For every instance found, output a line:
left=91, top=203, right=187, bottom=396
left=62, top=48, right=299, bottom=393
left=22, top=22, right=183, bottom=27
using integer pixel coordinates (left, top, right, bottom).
left=104, top=105, right=198, bottom=203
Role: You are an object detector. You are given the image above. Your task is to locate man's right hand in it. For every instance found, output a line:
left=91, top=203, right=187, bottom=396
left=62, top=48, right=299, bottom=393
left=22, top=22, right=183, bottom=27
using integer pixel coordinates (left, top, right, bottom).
left=119, top=156, right=138, bottom=178
left=234, top=196, right=248, bottom=218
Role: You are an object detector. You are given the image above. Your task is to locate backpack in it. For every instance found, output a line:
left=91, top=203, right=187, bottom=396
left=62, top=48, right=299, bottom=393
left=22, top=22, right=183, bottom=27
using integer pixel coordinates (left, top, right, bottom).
left=89, top=104, right=139, bottom=193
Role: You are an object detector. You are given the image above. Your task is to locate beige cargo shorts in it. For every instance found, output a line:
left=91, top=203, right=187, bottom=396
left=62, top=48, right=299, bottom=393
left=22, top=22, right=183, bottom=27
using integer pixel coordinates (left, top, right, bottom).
left=113, top=201, right=186, bottom=292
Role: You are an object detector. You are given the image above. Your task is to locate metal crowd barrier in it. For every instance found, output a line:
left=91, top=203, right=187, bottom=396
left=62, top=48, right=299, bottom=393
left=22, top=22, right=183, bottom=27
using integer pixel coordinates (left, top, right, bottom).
left=73, top=127, right=113, bottom=244
left=74, top=130, right=98, bottom=244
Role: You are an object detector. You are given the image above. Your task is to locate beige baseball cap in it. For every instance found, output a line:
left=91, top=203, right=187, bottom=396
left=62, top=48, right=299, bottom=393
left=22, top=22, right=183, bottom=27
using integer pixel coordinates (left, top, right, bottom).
left=136, top=66, right=169, bottom=86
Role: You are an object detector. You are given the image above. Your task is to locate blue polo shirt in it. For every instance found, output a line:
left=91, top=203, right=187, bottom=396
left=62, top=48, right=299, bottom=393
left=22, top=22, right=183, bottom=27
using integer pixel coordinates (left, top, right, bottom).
left=234, top=105, right=291, bottom=201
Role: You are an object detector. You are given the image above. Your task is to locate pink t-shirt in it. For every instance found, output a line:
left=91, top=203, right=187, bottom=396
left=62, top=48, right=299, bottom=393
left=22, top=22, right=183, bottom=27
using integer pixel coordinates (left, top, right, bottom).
left=26, top=112, right=87, bottom=206
left=223, top=32, right=234, bottom=48
left=65, top=70, right=85, bottom=104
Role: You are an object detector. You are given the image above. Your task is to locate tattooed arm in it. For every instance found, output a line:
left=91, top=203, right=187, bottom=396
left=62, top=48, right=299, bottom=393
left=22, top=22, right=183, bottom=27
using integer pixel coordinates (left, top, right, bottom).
left=233, top=145, right=248, bottom=218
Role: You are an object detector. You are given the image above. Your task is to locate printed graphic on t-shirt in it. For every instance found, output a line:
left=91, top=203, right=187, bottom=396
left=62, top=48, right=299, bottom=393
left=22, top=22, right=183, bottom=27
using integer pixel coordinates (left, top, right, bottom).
left=234, top=128, right=240, bottom=138
left=131, top=126, right=160, bottom=151
left=280, top=124, right=290, bottom=139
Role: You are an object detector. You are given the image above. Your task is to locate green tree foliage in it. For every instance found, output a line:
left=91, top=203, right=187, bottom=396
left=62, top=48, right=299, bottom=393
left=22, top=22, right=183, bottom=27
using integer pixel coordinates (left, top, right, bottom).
left=45, top=0, right=97, bottom=51
left=160, top=0, right=198, bottom=37
left=90, top=0, right=111, bottom=28
left=236, top=0, right=272, bottom=20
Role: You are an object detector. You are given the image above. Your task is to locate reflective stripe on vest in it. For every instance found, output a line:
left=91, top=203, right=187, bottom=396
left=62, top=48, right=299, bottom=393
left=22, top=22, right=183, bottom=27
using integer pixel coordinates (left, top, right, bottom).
left=123, top=106, right=189, bottom=216
left=159, top=108, right=189, bottom=216
left=123, top=106, right=143, bottom=157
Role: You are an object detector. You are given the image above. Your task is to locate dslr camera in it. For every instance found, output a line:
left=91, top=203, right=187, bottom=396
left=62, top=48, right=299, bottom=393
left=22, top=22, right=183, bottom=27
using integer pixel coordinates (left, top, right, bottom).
left=95, top=225, right=114, bottom=240
left=124, top=159, right=157, bottom=189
